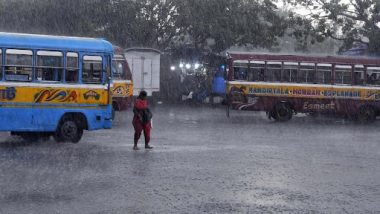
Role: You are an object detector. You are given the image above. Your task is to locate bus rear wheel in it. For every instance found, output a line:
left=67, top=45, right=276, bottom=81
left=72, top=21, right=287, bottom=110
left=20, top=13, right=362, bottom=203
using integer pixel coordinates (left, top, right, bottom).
left=55, top=118, right=83, bottom=143
left=358, top=105, right=376, bottom=123
left=273, top=103, right=293, bottom=122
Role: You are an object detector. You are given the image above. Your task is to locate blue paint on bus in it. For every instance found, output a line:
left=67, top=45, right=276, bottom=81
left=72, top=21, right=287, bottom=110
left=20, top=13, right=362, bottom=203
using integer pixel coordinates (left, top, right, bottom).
left=0, top=105, right=112, bottom=132
left=0, top=32, right=113, bottom=53
left=0, top=32, right=114, bottom=141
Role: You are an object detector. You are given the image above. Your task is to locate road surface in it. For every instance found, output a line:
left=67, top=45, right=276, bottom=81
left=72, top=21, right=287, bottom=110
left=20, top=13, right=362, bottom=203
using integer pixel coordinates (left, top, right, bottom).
left=0, top=105, right=379, bottom=213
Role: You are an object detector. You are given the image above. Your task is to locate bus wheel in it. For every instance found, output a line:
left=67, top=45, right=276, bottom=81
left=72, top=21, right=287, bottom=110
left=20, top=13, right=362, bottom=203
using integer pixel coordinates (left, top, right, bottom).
left=55, top=118, right=83, bottom=143
left=358, top=106, right=376, bottom=123
left=273, top=103, right=293, bottom=122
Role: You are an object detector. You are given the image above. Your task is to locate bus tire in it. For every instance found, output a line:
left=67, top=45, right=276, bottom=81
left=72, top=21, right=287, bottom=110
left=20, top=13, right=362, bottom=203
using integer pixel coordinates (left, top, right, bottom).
left=273, top=103, right=293, bottom=122
left=55, top=117, right=83, bottom=143
left=358, top=105, right=376, bottom=123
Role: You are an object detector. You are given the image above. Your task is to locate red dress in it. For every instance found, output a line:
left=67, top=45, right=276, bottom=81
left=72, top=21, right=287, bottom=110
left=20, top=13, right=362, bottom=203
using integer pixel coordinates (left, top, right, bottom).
left=132, top=98, right=152, bottom=145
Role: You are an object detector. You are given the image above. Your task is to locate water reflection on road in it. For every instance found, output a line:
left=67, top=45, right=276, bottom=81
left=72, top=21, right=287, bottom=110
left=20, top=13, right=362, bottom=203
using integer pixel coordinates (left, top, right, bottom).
left=0, top=105, right=379, bottom=213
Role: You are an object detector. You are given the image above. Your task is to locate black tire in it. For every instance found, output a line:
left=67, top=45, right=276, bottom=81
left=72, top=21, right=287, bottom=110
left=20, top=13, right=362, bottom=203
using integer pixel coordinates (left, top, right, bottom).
left=358, top=105, right=376, bottom=123
left=55, top=117, right=83, bottom=143
left=273, top=103, right=293, bottom=122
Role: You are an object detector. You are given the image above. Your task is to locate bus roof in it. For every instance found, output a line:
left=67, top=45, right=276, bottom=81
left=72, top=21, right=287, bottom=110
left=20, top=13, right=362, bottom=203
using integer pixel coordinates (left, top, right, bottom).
left=228, top=52, right=380, bottom=66
left=0, top=32, right=113, bottom=53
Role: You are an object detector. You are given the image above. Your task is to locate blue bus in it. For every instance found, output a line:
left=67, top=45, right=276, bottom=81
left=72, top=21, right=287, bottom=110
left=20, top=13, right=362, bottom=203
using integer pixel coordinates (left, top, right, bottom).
left=0, top=32, right=114, bottom=143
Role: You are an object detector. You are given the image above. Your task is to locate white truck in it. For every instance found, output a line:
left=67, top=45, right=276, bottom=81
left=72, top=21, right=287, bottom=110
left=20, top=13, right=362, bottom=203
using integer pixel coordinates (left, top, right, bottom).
left=124, top=48, right=161, bottom=96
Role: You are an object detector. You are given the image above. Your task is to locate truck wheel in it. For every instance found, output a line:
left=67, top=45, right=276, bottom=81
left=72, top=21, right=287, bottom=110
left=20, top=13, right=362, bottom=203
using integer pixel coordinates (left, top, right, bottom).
left=273, top=103, right=293, bottom=122
left=358, top=105, right=376, bottom=123
left=55, top=118, right=83, bottom=143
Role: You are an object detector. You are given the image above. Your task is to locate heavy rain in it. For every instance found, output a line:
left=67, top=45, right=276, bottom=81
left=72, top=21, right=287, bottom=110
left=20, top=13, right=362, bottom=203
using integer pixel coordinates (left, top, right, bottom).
left=0, top=0, right=380, bottom=213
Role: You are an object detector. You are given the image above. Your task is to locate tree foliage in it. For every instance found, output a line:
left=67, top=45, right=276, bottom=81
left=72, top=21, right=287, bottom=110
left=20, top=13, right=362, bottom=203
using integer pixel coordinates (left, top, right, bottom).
left=174, top=0, right=287, bottom=53
left=0, top=0, right=287, bottom=54
left=286, top=0, right=380, bottom=54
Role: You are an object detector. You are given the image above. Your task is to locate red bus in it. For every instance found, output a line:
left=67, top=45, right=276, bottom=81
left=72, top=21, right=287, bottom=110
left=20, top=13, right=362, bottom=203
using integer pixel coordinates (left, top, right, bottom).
left=226, top=52, right=380, bottom=122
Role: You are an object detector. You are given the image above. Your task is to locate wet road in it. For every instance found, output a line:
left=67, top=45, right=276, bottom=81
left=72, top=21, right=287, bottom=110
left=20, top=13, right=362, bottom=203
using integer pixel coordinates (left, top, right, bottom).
left=0, top=105, right=380, bottom=213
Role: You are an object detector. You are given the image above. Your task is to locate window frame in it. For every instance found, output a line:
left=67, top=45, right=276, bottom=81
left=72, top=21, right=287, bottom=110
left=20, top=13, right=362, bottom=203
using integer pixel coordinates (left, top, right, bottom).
left=82, top=55, right=104, bottom=84
left=35, top=50, right=64, bottom=83
left=65, top=52, right=79, bottom=84
left=5, top=48, right=34, bottom=82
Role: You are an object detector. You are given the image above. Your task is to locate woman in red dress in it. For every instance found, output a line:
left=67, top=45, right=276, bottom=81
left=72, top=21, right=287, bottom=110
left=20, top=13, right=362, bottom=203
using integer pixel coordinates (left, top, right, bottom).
left=133, top=91, right=153, bottom=150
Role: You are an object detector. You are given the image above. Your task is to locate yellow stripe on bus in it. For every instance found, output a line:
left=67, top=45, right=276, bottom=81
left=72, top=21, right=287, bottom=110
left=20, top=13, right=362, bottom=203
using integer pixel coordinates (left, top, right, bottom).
left=0, top=86, right=108, bottom=104
left=227, top=82, right=380, bottom=101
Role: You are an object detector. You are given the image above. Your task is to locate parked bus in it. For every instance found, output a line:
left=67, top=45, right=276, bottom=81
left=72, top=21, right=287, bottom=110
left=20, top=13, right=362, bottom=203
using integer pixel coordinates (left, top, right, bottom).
left=226, top=52, right=380, bottom=123
left=112, top=46, right=133, bottom=115
left=0, top=32, right=114, bottom=143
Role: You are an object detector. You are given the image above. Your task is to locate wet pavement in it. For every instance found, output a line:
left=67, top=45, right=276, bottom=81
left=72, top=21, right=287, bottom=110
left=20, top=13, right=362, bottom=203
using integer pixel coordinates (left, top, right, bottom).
left=0, top=104, right=380, bottom=213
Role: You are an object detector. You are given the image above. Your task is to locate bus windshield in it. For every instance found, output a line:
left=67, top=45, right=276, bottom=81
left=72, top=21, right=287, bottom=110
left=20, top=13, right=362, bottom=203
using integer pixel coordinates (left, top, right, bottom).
left=112, top=60, right=126, bottom=80
left=112, top=59, right=132, bottom=80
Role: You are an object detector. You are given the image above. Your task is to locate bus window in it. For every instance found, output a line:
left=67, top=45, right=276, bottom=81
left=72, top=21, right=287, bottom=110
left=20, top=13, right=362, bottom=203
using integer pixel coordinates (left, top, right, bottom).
left=283, top=62, right=298, bottom=83
left=249, top=62, right=265, bottom=81
left=36, top=51, right=63, bottom=82
left=299, top=63, right=315, bottom=83
left=112, top=60, right=126, bottom=80
left=354, top=65, right=364, bottom=85
left=335, top=65, right=352, bottom=85
left=66, top=52, right=79, bottom=83
left=367, top=67, right=380, bottom=85
left=233, top=63, right=248, bottom=81
left=5, top=49, right=33, bottom=81
left=0, top=49, right=2, bottom=80
left=82, top=55, right=102, bottom=84
left=267, top=62, right=281, bottom=82
left=316, top=64, right=332, bottom=84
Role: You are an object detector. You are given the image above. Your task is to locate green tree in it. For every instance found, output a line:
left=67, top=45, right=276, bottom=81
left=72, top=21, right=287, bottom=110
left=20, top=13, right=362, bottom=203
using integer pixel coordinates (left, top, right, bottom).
left=0, top=0, right=108, bottom=37
left=174, top=0, right=288, bottom=53
left=286, top=0, right=380, bottom=54
left=0, top=0, right=288, bottom=54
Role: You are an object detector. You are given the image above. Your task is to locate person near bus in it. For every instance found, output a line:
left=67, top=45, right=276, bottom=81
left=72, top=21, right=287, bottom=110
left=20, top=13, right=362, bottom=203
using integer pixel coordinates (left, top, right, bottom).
left=132, top=91, right=153, bottom=150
